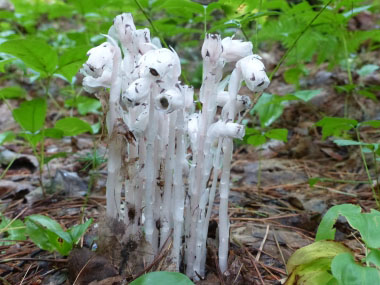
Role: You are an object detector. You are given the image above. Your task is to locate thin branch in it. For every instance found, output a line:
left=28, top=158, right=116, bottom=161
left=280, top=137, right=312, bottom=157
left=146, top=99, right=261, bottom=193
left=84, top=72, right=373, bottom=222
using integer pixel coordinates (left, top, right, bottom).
left=269, top=0, right=333, bottom=81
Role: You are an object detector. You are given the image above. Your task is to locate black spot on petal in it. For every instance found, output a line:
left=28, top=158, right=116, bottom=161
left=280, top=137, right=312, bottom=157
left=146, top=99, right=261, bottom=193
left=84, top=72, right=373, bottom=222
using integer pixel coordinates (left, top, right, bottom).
left=160, top=97, right=169, bottom=109
left=257, top=81, right=265, bottom=87
left=149, top=68, right=159, bottom=76
left=251, top=73, right=256, bottom=81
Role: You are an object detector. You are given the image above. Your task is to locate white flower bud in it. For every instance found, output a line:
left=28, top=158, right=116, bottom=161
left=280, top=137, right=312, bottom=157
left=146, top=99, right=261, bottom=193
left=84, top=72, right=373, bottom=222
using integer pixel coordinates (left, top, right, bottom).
left=138, top=48, right=181, bottom=83
left=236, top=55, right=270, bottom=92
left=221, top=37, right=253, bottom=62
left=201, top=34, right=222, bottom=62
left=208, top=121, right=245, bottom=139
left=121, top=77, right=151, bottom=106
left=155, top=87, right=184, bottom=113
left=113, top=13, right=136, bottom=50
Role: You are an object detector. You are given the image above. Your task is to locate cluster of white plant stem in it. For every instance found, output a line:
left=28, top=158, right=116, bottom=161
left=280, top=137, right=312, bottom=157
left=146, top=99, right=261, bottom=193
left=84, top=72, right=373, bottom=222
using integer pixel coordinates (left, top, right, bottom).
left=82, top=13, right=269, bottom=279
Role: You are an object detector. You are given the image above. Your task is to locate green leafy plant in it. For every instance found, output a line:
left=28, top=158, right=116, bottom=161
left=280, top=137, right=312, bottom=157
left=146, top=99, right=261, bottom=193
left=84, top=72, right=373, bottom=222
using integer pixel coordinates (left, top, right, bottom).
left=0, top=214, right=92, bottom=256
left=245, top=90, right=320, bottom=147
left=286, top=204, right=380, bottom=285
left=0, top=97, right=93, bottom=194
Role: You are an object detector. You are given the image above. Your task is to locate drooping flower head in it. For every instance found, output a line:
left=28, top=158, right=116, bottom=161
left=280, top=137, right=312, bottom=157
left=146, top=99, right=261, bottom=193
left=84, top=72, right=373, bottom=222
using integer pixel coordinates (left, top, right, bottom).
left=81, top=42, right=115, bottom=93
left=237, top=55, right=270, bottom=92
left=221, top=37, right=253, bottom=62
left=138, top=48, right=181, bottom=86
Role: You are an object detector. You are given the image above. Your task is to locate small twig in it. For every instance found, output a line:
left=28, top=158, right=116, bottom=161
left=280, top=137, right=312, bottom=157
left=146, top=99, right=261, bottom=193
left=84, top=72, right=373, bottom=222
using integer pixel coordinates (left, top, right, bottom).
left=256, top=225, right=270, bottom=262
left=73, top=255, right=95, bottom=285
left=0, top=257, right=67, bottom=264
left=273, top=230, right=287, bottom=274
left=133, top=0, right=168, bottom=49
left=20, top=263, right=32, bottom=285
left=243, top=246, right=265, bottom=285
left=232, top=263, right=244, bottom=284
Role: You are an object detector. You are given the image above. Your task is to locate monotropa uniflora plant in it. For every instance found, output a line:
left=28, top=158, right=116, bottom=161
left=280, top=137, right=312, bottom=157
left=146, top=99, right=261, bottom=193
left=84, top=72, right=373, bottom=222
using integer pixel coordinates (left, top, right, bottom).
left=81, top=13, right=269, bottom=279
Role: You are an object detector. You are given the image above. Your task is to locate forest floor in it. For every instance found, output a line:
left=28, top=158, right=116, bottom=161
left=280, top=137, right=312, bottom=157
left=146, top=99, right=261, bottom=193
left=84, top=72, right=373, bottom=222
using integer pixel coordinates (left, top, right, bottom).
left=1, top=47, right=380, bottom=284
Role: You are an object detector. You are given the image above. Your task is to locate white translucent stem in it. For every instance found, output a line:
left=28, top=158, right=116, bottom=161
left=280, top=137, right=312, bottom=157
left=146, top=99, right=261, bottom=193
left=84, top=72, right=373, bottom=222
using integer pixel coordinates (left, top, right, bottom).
left=144, top=84, right=158, bottom=255
left=187, top=59, right=222, bottom=277
left=172, top=109, right=185, bottom=269
left=125, top=109, right=139, bottom=234
left=200, top=138, right=222, bottom=274
left=160, top=112, right=176, bottom=248
left=106, top=43, right=123, bottom=219
left=218, top=68, right=242, bottom=273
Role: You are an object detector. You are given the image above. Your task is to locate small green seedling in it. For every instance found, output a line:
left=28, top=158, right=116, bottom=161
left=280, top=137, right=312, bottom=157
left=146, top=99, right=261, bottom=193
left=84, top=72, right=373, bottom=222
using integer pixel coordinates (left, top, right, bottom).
left=0, top=214, right=92, bottom=256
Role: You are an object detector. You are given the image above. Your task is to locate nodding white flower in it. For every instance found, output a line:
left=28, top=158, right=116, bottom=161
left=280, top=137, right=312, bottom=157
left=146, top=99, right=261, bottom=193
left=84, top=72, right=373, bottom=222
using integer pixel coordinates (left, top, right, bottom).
left=208, top=121, right=245, bottom=140
left=113, top=13, right=136, bottom=50
left=135, top=28, right=157, bottom=54
left=216, top=91, right=252, bottom=112
left=221, top=37, right=253, bottom=62
left=138, top=48, right=181, bottom=84
left=81, top=42, right=115, bottom=92
left=201, top=34, right=222, bottom=62
left=155, top=87, right=184, bottom=113
left=236, top=55, right=270, bottom=92
left=121, top=77, right=151, bottom=107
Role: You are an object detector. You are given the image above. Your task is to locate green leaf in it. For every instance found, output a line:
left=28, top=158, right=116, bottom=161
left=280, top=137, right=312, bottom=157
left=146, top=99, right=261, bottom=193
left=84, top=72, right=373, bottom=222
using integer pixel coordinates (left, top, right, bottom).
left=292, top=90, right=321, bottom=102
left=44, top=128, right=64, bottom=139
left=361, top=120, right=380, bottom=128
left=26, top=215, right=73, bottom=256
left=285, top=258, right=336, bottom=285
left=309, top=177, right=321, bottom=187
left=331, top=253, right=380, bottom=285
left=247, top=134, right=267, bottom=147
left=65, top=96, right=101, bottom=115
left=245, top=127, right=260, bottom=136
left=357, top=64, right=379, bottom=77
left=55, top=46, right=90, bottom=83
left=12, top=98, right=47, bottom=133
left=0, top=86, right=26, bottom=99
left=265, top=128, right=288, bottom=142
left=0, top=131, right=15, bottom=145
left=55, top=117, right=92, bottom=136
left=0, top=38, right=58, bottom=76
left=252, top=93, right=284, bottom=127
left=316, top=204, right=361, bottom=241
left=358, top=90, right=377, bottom=101
left=316, top=204, right=380, bottom=248
left=130, top=272, right=194, bottom=285
left=333, top=139, right=363, bottom=146
left=0, top=216, right=26, bottom=245
left=286, top=240, right=352, bottom=274
left=315, top=117, right=358, bottom=139
left=68, top=219, right=92, bottom=244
